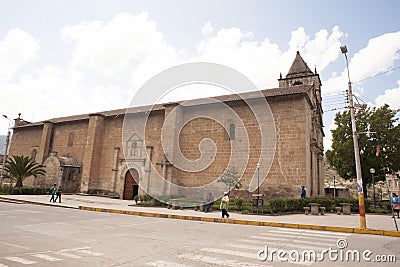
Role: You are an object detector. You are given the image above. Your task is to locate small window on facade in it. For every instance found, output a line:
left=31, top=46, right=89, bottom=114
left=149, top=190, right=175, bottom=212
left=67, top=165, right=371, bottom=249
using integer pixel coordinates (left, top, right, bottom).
left=229, top=123, right=235, bottom=140
left=68, top=132, right=74, bottom=147
left=31, top=149, right=37, bottom=161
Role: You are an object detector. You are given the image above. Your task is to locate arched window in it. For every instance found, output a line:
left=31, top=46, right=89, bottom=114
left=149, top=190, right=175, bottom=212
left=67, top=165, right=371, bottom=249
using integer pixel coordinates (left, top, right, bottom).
left=229, top=123, right=235, bottom=140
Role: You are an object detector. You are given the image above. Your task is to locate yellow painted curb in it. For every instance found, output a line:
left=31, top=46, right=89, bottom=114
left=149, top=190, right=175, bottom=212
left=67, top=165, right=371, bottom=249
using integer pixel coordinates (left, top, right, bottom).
left=262, top=222, right=284, bottom=227
left=283, top=223, right=300, bottom=229
left=383, top=230, right=400, bottom=237
left=200, top=217, right=215, bottom=222
left=232, top=219, right=247, bottom=225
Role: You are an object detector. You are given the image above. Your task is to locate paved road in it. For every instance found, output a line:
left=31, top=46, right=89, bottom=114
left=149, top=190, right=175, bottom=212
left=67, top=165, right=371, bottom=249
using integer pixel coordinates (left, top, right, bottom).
left=1, top=194, right=399, bottom=234
left=0, top=202, right=399, bottom=267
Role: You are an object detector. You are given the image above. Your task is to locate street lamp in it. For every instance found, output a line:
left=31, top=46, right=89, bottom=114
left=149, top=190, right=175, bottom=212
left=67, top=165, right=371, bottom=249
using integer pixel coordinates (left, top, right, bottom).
left=370, top=168, right=376, bottom=207
left=256, top=162, right=260, bottom=198
left=0, top=115, right=12, bottom=186
left=341, top=45, right=367, bottom=229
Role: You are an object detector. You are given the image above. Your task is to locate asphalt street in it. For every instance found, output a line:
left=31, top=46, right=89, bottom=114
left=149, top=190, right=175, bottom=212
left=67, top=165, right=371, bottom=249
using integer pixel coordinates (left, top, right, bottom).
left=0, top=202, right=399, bottom=267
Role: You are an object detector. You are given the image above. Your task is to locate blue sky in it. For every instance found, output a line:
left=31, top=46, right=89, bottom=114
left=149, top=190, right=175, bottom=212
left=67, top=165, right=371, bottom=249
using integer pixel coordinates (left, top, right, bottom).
left=1, top=0, right=399, bottom=151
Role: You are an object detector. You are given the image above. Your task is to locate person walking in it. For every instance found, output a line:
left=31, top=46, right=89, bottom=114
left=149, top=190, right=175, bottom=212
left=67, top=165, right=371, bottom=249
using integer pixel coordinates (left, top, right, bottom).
left=54, top=186, right=62, bottom=203
left=220, top=191, right=230, bottom=218
left=390, top=192, right=400, bottom=218
left=49, top=183, right=57, bottom=202
left=205, top=192, right=214, bottom=213
left=301, top=185, right=306, bottom=199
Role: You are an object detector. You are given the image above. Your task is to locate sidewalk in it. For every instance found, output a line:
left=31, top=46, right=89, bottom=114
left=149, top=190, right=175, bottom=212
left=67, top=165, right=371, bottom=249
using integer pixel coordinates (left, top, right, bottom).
left=1, top=194, right=399, bottom=237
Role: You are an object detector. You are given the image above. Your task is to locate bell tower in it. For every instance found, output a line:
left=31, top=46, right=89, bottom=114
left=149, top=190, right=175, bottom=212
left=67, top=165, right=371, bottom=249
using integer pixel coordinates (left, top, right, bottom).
left=279, top=51, right=325, bottom=196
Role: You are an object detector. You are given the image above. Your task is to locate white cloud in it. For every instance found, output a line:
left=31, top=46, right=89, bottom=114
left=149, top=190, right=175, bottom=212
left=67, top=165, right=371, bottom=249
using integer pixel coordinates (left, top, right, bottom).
left=194, top=26, right=343, bottom=90
left=324, top=31, right=400, bottom=95
left=375, top=80, right=400, bottom=109
left=1, top=64, right=129, bottom=126
left=303, top=26, right=343, bottom=71
left=201, top=22, right=213, bottom=36
left=324, top=116, right=338, bottom=152
left=62, top=12, right=178, bottom=78
left=0, top=28, right=39, bottom=81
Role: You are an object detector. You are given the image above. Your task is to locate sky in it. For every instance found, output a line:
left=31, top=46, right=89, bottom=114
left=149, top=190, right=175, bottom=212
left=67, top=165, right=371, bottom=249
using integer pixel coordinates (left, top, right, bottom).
left=0, top=0, right=399, bottom=152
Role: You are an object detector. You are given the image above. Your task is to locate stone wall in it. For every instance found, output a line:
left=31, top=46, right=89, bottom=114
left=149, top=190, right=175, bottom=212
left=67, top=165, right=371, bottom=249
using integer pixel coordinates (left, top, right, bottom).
left=8, top=92, right=323, bottom=200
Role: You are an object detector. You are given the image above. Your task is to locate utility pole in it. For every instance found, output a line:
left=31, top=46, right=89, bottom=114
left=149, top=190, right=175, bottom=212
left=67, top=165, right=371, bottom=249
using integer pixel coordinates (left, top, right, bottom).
left=340, top=45, right=367, bottom=229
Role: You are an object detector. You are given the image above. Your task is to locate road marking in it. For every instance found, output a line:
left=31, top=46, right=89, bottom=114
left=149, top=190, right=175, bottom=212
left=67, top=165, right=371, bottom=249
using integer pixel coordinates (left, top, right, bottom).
left=201, top=247, right=256, bottom=259
left=4, top=257, right=36, bottom=264
left=250, top=236, right=291, bottom=242
left=225, top=243, right=263, bottom=250
left=275, top=228, right=351, bottom=236
left=237, top=238, right=332, bottom=251
left=260, top=232, right=338, bottom=241
left=0, top=263, right=9, bottom=267
left=178, top=253, right=267, bottom=267
left=261, top=230, right=343, bottom=238
left=1, top=242, right=30, bottom=250
left=146, top=260, right=190, bottom=267
left=292, top=239, right=334, bottom=247
left=225, top=242, right=322, bottom=264
left=54, top=251, right=82, bottom=259
left=60, top=246, right=91, bottom=251
left=75, top=249, right=105, bottom=256
left=250, top=235, right=333, bottom=247
left=31, top=253, right=62, bottom=261
left=12, top=210, right=43, bottom=214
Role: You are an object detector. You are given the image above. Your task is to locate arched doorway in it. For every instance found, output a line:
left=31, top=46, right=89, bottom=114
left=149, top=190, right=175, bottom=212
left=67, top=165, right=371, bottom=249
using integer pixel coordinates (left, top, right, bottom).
left=123, top=169, right=139, bottom=200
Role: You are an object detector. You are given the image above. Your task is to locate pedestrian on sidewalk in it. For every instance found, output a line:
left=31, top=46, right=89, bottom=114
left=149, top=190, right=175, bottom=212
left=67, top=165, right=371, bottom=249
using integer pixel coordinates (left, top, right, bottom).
left=54, top=186, right=62, bottom=203
left=220, top=191, right=230, bottom=218
left=301, top=185, right=306, bottom=198
left=205, top=192, right=214, bottom=213
left=390, top=192, right=400, bottom=218
left=49, top=183, right=57, bottom=202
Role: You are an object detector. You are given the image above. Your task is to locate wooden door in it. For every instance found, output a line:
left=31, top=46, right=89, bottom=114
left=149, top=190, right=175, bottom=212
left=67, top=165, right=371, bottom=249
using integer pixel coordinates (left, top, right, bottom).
left=123, top=169, right=139, bottom=200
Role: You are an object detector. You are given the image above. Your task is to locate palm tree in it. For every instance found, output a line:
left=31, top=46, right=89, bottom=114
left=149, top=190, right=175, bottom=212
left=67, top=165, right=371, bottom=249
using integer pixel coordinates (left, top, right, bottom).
left=4, top=155, right=46, bottom=188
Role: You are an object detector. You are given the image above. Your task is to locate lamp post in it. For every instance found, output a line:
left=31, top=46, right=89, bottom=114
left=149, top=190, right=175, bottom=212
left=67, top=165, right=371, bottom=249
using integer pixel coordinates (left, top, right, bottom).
left=340, top=45, right=367, bottom=229
left=256, top=162, right=260, bottom=199
left=0, top=115, right=12, bottom=186
left=370, top=168, right=376, bottom=207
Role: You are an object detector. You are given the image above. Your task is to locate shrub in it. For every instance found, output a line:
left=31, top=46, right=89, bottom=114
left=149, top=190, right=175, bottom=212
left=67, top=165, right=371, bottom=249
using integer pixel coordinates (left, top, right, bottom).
left=0, top=186, right=50, bottom=195
left=235, top=198, right=244, bottom=211
left=267, top=197, right=372, bottom=214
left=269, top=198, right=286, bottom=213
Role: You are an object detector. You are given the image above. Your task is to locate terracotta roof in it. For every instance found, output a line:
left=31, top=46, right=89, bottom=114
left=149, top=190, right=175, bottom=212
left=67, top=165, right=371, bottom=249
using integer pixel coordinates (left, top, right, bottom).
left=14, top=86, right=312, bottom=129
left=286, top=51, right=314, bottom=79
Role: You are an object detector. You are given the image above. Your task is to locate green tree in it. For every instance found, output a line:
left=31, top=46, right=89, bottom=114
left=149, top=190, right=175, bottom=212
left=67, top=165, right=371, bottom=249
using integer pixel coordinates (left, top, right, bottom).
left=4, top=155, right=46, bottom=188
left=218, top=166, right=241, bottom=191
left=326, top=104, right=400, bottom=197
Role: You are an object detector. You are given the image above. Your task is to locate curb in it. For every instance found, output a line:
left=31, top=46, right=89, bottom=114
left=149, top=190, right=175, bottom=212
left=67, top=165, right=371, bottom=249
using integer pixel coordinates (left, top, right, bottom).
left=0, top=196, right=78, bottom=210
left=78, top=206, right=400, bottom=237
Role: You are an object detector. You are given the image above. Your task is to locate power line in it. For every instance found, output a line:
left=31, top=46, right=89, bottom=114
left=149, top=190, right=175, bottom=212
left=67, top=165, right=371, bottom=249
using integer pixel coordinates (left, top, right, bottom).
left=353, top=66, right=400, bottom=84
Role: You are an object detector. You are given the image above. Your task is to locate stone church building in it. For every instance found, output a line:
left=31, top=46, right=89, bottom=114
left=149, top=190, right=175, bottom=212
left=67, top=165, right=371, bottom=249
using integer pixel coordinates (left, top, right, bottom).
left=8, top=52, right=324, bottom=201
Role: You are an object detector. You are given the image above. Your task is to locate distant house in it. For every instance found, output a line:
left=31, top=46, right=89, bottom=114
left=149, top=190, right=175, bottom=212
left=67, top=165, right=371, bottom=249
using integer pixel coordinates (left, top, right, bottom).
left=387, top=173, right=400, bottom=196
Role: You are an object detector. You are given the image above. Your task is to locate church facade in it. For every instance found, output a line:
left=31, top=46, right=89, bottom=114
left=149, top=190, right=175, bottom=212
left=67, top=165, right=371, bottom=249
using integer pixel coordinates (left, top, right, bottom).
left=9, top=52, right=324, bottom=200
